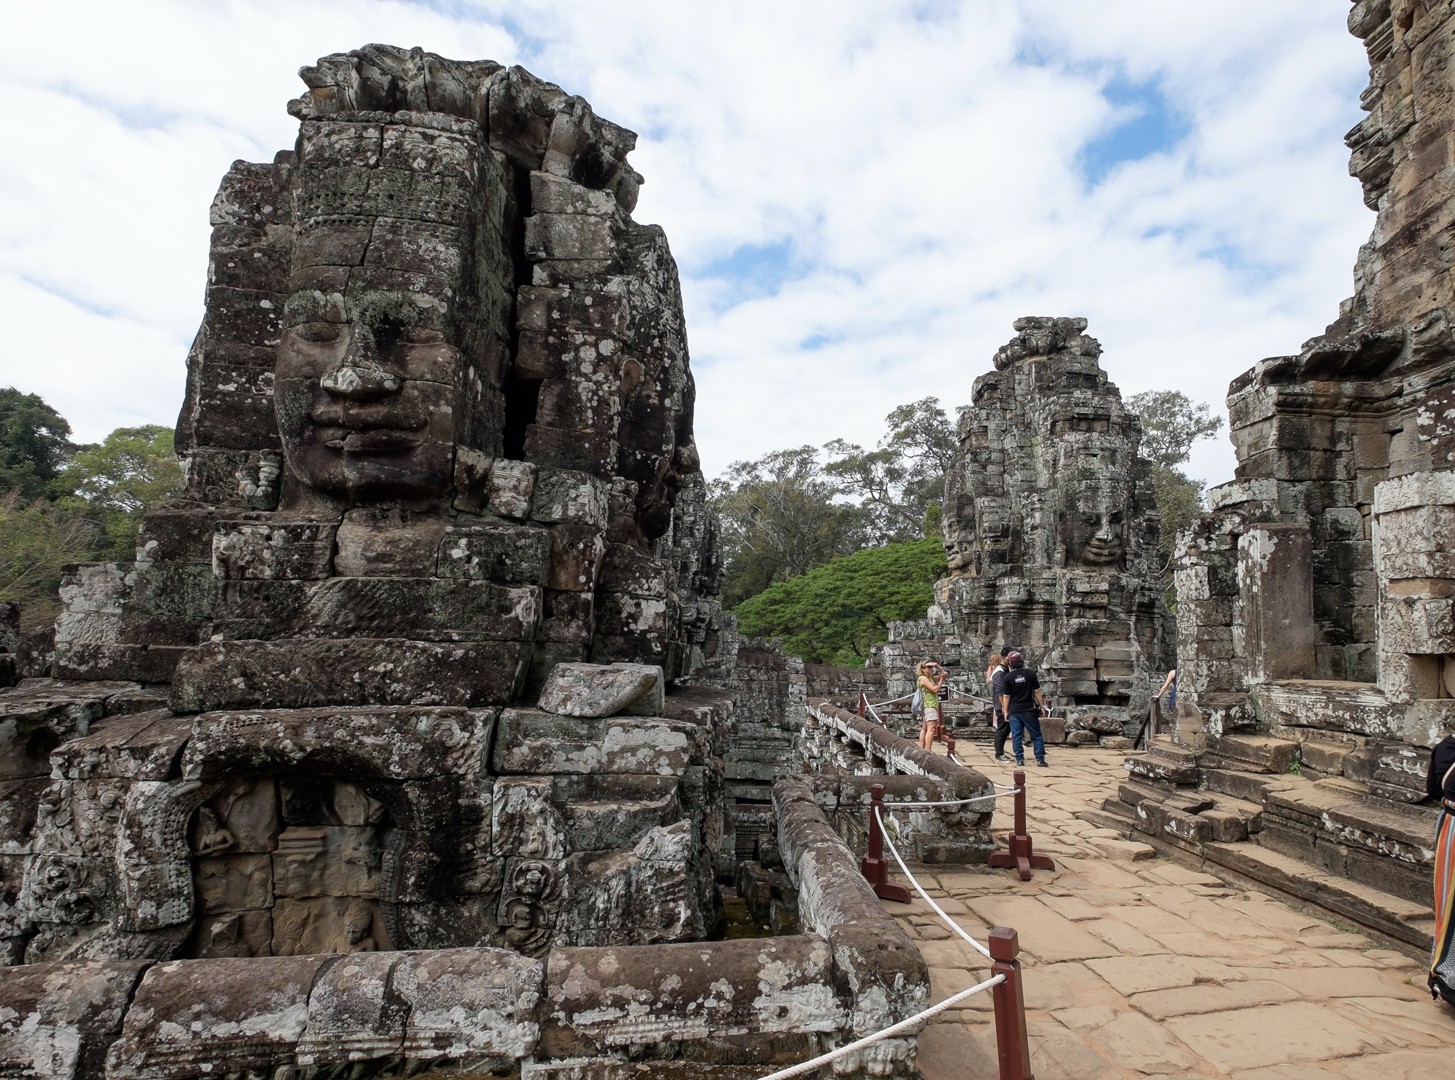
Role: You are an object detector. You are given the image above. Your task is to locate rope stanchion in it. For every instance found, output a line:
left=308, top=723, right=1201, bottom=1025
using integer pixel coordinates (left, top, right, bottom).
left=986, top=769, right=1055, bottom=881
left=990, top=927, right=1035, bottom=1079
left=859, top=783, right=911, bottom=903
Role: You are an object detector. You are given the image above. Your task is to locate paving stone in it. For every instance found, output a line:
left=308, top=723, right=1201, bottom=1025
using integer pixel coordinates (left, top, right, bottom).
left=1082, top=1009, right=1200, bottom=1073
left=1335, top=1047, right=1455, bottom=1079
left=1023, top=1019, right=1121, bottom=1080
left=1086, top=836, right=1157, bottom=861
left=1129, top=979, right=1299, bottom=1021
left=1166, top=1001, right=1384, bottom=1072
left=1020, top=962, right=1124, bottom=1011
left=1080, top=917, right=1170, bottom=958
left=961, top=897, right=1119, bottom=963
left=1083, top=954, right=1235, bottom=995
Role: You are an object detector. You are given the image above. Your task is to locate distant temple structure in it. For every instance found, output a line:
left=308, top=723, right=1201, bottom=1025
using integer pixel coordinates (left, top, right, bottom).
left=876, top=316, right=1171, bottom=742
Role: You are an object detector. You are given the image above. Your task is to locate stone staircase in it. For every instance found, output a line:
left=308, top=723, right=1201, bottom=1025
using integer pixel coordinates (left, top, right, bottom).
left=1086, top=732, right=1439, bottom=956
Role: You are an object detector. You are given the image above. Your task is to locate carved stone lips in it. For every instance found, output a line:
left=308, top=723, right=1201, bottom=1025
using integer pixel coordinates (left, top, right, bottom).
left=312, top=429, right=419, bottom=453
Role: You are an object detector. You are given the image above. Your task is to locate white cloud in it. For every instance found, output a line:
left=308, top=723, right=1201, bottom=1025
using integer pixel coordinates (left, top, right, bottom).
left=0, top=0, right=1373, bottom=492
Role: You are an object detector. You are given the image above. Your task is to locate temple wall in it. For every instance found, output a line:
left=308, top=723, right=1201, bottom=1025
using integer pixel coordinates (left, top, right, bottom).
left=1172, top=0, right=1455, bottom=791
left=0, top=786, right=925, bottom=1080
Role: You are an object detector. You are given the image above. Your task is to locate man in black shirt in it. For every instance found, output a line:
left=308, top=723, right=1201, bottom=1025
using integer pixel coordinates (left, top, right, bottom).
left=997, top=650, right=1048, bottom=767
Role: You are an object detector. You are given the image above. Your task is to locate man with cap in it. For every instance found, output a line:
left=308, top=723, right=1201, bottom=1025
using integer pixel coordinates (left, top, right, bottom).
left=998, top=650, right=1049, bottom=768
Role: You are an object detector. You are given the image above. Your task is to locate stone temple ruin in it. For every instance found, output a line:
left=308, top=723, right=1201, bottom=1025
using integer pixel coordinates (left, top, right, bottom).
left=0, top=46, right=967, bottom=1079
left=874, top=316, right=1171, bottom=746
left=1098, top=0, right=1455, bottom=955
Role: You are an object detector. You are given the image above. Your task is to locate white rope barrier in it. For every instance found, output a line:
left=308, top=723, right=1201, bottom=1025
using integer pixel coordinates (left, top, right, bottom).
left=866, top=693, right=914, bottom=709
left=753, top=971, right=1006, bottom=1080
left=872, top=805, right=994, bottom=962
left=887, top=789, right=1021, bottom=809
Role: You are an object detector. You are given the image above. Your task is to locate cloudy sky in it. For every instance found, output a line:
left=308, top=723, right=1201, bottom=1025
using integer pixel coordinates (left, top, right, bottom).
left=0, top=0, right=1373, bottom=489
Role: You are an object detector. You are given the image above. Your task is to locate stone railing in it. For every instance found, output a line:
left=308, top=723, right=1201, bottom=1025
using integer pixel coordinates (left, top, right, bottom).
left=799, top=699, right=997, bottom=863
left=0, top=783, right=931, bottom=1080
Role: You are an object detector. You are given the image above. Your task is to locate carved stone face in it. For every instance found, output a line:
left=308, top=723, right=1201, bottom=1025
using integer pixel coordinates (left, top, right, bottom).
left=1063, top=487, right=1128, bottom=570
left=274, top=292, right=461, bottom=506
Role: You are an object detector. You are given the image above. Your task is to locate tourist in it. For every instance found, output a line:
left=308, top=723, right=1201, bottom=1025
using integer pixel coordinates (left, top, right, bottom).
left=1427, top=732, right=1455, bottom=1008
left=998, top=650, right=1049, bottom=768
left=986, top=652, right=1011, bottom=762
left=916, top=660, right=947, bottom=751
left=1157, top=668, right=1178, bottom=711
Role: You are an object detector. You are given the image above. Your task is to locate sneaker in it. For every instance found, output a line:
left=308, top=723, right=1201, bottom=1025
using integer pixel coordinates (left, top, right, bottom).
left=1036, top=759, right=1049, bottom=768
left=995, top=754, right=1011, bottom=762
left=1015, top=759, right=1025, bottom=766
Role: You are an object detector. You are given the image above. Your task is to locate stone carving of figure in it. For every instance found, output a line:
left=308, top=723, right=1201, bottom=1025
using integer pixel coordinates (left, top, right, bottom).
left=193, top=806, right=236, bottom=856
left=326, top=900, right=378, bottom=953
left=943, top=493, right=977, bottom=577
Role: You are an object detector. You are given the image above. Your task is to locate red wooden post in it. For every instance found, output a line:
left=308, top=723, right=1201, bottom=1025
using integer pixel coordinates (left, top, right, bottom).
left=857, top=691, right=868, bottom=717
left=859, top=783, right=911, bottom=903
left=986, top=769, right=1055, bottom=881
left=990, top=926, right=1034, bottom=1080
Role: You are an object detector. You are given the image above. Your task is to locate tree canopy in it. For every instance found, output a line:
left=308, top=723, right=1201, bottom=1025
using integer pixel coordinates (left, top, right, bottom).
left=56, top=425, right=181, bottom=559
left=0, top=388, right=75, bottom=500
left=711, top=398, right=955, bottom=606
left=0, top=393, right=181, bottom=629
left=1127, top=389, right=1226, bottom=571
left=733, top=538, right=947, bottom=665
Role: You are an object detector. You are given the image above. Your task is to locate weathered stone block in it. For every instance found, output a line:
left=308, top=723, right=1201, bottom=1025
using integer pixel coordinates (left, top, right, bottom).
left=213, top=521, right=336, bottom=580
left=538, top=662, right=665, bottom=718
left=105, top=954, right=324, bottom=1077
left=488, top=459, right=537, bottom=520
left=439, top=524, right=553, bottom=585
left=0, top=959, right=148, bottom=1079
left=170, top=639, right=526, bottom=711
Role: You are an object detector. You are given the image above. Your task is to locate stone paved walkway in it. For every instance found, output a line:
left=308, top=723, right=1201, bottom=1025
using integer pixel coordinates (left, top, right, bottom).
left=896, top=746, right=1455, bottom=1079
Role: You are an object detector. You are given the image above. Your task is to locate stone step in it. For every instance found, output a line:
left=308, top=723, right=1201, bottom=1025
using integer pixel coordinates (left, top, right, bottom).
left=1265, top=777, right=1438, bottom=854
left=1297, top=735, right=1361, bottom=781
left=1201, top=733, right=1299, bottom=774
left=1201, top=767, right=1297, bottom=806
left=1108, top=782, right=1257, bottom=844
left=1123, top=739, right=1201, bottom=786
left=1200, top=840, right=1436, bottom=956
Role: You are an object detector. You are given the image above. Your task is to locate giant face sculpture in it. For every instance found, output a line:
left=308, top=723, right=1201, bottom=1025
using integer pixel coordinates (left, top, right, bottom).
left=269, top=112, right=504, bottom=510
left=1062, top=480, right=1128, bottom=570
left=275, top=290, right=463, bottom=505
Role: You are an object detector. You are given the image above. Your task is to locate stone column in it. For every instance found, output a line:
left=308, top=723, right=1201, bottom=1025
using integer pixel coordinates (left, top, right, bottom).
left=1238, top=524, right=1318, bottom=683
left=1373, top=473, right=1455, bottom=742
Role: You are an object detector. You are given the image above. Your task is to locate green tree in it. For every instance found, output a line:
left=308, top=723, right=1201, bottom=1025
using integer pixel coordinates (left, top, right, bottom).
left=1129, top=390, right=1224, bottom=471
left=1127, top=390, right=1226, bottom=569
left=824, top=397, right=957, bottom=543
left=711, top=447, right=865, bottom=606
left=56, top=425, right=181, bottom=559
left=733, top=538, right=947, bottom=664
left=0, top=388, right=75, bottom=500
left=0, top=489, right=101, bottom=631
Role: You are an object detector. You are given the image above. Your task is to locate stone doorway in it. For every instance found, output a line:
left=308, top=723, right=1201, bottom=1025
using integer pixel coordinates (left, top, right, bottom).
left=185, top=775, right=393, bottom=958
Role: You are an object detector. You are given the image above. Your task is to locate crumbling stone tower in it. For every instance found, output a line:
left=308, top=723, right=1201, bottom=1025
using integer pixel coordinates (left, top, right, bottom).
left=1, top=44, right=728, bottom=968
left=1175, top=0, right=1455, bottom=774
left=935, top=316, right=1170, bottom=731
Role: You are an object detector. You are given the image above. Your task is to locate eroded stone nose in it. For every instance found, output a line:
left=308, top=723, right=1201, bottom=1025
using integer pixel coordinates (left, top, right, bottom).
left=320, top=329, right=402, bottom=399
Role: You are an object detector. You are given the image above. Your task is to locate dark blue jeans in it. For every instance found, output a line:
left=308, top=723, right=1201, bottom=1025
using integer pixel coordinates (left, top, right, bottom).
left=1009, top=712, right=1045, bottom=764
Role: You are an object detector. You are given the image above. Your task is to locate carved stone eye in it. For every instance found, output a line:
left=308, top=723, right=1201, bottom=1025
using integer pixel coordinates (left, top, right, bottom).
left=295, top=322, right=342, bottom=343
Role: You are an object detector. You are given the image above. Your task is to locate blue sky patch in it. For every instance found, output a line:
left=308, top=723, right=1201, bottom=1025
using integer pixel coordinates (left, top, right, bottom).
left=693, top=238, right=796, bottom=306
left=22, top=275, right=120, bottom=319
left=1079, top=74, right=1189, bottom=186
